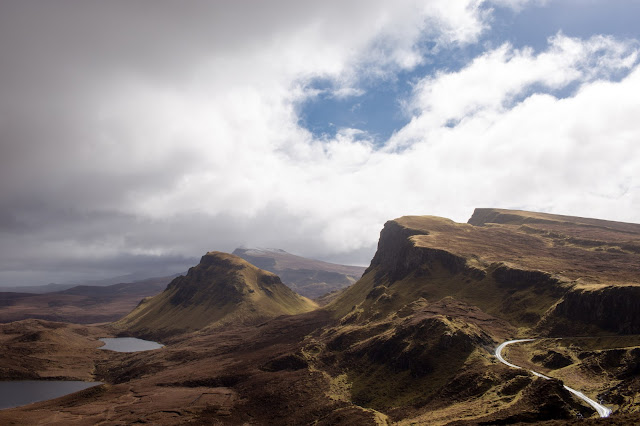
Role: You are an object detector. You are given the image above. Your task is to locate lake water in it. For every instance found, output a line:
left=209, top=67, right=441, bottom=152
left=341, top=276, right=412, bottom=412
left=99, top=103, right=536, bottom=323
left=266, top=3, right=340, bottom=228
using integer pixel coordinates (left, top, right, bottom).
left=0, top=380, right=101, bottom=410
left=99, top=337, right=163, bottom=352
left=0, top=338, right=161, bottom=410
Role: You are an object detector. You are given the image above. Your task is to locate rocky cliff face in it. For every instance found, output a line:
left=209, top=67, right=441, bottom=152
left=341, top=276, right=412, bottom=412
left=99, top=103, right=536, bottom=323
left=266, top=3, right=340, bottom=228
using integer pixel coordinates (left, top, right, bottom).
left=115, top=252, right=317, bottom=338
left=468, top=208, right=640, bottom=336
left=365, top=220, right=469, bottom=283
left=330, top=215, right=570, bottom=328
left=469, top=207, right=640, bottom=234
left=544, top=286, right=640, bottom=335
left=320, top=209, right=640, bottom=422
left=332, top=209, right=640, bottom=336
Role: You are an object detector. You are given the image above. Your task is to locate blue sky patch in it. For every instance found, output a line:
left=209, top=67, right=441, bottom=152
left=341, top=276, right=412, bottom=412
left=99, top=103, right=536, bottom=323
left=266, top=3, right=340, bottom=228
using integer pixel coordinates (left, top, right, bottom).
left=297, top=0, right=640, bottom=142
left=297, top=77, right=410, bottom=143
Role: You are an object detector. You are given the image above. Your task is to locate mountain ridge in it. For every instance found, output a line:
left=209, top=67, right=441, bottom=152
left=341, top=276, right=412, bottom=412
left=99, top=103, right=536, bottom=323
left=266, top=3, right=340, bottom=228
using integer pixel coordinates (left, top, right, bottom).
left=329, top=209, right=640, bottom=332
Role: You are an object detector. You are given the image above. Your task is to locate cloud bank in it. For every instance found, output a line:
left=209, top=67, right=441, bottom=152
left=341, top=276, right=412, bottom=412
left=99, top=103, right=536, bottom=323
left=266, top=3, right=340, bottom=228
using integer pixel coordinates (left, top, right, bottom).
left=0, top=1, right=638, bottom=285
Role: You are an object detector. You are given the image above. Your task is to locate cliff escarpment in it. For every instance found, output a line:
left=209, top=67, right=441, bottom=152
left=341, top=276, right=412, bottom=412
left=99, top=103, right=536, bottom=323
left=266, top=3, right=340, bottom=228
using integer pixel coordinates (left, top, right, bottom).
left=543, top=286, right=640, bottom=335
left=329, top=215, right=571, bottom=329
left=469, top=208, right=640, bottom=336
left=365, top=219, right=469, bottom=283
left=319, top=209, right=640, bottom=422
left=469, top=208, right=640, bottom=235
left=331, top=209, right=640, bottom=336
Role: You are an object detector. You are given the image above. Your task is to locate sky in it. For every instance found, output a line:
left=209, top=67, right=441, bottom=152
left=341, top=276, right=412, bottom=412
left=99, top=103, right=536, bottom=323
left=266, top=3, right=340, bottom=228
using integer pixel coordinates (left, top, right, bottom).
left=1, top=0, right=640, bottom=286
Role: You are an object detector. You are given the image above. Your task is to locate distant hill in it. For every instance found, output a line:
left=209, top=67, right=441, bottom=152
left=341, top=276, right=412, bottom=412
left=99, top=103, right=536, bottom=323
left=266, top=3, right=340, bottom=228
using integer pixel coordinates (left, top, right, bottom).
left=232, top=247, right=365, bottom=300
left=0, top=282, right=83, bottom=294
left=115, top=251, right=318, bottom=338
left=0, top=275, right=176, bottom=324
left=0, top=271, right=187, bottom=294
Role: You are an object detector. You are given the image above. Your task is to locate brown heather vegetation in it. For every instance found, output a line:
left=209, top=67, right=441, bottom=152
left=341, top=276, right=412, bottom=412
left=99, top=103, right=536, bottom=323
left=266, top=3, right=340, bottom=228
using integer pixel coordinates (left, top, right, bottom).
left=2, top=208, right=640, bottom=424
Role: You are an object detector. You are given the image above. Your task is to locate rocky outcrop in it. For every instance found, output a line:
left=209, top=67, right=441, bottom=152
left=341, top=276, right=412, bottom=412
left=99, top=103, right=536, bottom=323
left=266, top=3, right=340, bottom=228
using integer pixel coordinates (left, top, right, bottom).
left=165, top=253, right=280, bottom=307
left=331, top=215, right=571, bottom=328
left=492, top=265, right=556, bottom=288
left=531, top=350, right=573, bottom=369
left=321, top=305, right=497, bottom=410
left=546, top=286, right=640, bottom=334
left=366, top=220, right=469, bottom=283
left=468, top=208, right=535, bottom=227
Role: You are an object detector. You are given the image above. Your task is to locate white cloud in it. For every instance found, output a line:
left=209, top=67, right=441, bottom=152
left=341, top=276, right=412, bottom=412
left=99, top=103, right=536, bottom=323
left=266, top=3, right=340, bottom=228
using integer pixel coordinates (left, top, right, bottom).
left=379, top=36, right=640, bottom=224
left=488, top=0, right=550, bottom=11
left=394, top=33, right=638, bottom=148
left=1, top=0, right=639, bottom=284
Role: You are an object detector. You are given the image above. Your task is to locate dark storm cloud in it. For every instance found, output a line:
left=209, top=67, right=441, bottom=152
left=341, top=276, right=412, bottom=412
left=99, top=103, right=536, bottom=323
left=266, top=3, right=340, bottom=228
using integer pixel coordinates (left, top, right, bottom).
left=1, top=0, right=437, bottom=285
left=0, top=202, right=377, bottom=285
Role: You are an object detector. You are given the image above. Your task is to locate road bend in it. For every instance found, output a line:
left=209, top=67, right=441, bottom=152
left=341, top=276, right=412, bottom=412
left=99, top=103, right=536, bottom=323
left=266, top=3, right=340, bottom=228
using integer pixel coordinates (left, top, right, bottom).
left=495, top=339, right=612, bottom=418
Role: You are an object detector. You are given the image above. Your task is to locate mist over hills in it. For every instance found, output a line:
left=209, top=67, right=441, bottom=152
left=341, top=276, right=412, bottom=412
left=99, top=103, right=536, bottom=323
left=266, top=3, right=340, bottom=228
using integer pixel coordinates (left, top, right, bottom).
left=232, top=247, right=366, bottom=300
left=0, top=248, right=364, bottom=325
left=2, top=208, right=640, bottom=424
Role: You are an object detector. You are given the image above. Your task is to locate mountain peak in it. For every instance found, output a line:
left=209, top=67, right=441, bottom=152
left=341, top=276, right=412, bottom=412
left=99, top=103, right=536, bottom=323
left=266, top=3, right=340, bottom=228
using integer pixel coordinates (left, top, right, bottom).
left=198, top=250, right=265, bottom=273
left=116, top=251, right=317, bottom=338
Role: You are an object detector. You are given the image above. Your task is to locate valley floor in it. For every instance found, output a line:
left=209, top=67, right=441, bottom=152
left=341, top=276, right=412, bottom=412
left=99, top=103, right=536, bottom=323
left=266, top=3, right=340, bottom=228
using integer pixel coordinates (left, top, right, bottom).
left=2, top=312, right=640, bottom=425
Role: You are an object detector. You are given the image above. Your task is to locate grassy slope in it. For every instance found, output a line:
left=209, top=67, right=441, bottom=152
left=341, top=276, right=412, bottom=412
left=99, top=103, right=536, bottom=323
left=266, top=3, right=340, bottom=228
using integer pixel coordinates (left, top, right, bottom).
left=321, top=210, right=640, bottom=422
left=328, top=261, right=566, bottom=333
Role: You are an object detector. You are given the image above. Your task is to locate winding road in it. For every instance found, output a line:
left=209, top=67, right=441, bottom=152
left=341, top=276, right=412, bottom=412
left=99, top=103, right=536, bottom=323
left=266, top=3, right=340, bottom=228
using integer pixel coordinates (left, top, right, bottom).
left=495, top=339, right=612, bottom=418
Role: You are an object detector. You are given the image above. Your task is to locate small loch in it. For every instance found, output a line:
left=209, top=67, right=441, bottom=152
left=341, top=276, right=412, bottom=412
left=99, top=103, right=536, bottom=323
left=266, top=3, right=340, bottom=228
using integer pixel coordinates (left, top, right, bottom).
left=0, top=338, right=162, bottom=410
left=0, top=380, right=101, bottom=410
left=99, top=337, right=163, bottom=352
